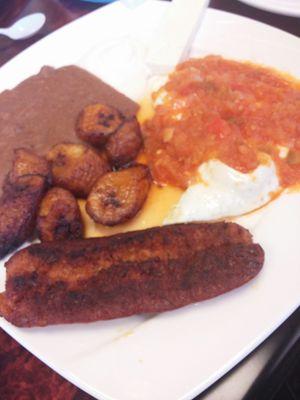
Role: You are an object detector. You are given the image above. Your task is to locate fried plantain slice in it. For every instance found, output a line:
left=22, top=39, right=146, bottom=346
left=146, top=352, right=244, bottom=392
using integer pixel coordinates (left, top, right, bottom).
left=0, top=175, right=47, bottom=259
left=37, top=187, right=83, bottom=242
left=0, top=222, right=264, bottom=327
left=76, top=103, right=124, bottom=147
left=47, top=143, right=110, bottom=198
left=86, top=164, right=152, bottom=226
left=105, top=117, right=143, bottom=167
left=6, top=148, right=51, bottom=186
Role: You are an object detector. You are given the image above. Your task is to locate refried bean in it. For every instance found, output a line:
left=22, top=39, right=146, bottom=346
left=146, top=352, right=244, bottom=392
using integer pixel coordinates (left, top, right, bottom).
left=0, top=65, right=138, bottom=193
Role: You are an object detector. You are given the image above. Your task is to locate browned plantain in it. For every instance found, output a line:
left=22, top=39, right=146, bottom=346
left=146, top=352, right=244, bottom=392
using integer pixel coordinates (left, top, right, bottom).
left=6, top=148, right=51, bottom=187
left=0, top=175, right=47, bottom=259
left=0, top=222, right=264, bottom=327
left=37, top=187, right=83, bottom=242
left=105, top=117, right=143, bottom=167
left=86, top=164, right=151, bottom=226
left=47, top=143, right=110, bottom=198
left=76, top=103, right=124, bottom=147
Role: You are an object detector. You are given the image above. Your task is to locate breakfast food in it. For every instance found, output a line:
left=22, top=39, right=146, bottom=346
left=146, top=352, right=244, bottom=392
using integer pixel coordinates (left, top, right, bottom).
left=77, top=103, right=124, bottom=146
left=0, top=222, right=264, bottom=327
left=4, top=55, right=299, bottom=328
left=142, top=55, right=300, bottom=223
left=6, top=148, right=51, bottom=187
left=37, top=187, right=83, bottom=242
left=0, top=175, right=47, bottom=259
left=86, top=164, right=151, bottom=226
left=105, top=117, right=143, bottom=167
left=165, top=157, right=280, bottom=223
left=47, top=143, right=110, bottom=198
left=143, top=55, right=300, bottom=189
left=0, top=65, right=137, bottom=193
left=0, top=148, right=50, bottom=258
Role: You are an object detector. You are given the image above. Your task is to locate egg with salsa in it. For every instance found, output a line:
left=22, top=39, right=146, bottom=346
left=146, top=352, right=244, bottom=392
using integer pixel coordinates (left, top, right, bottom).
left=140, top=55, right=300, bottom=224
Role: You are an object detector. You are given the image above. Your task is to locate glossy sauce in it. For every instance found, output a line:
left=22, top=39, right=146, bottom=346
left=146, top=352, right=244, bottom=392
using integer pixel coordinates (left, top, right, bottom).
left=142, top=56, right=300, bottom=189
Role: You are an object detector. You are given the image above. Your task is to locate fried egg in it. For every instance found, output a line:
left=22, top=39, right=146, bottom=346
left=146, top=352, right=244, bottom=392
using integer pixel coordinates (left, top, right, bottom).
left=164, top=156, right=280, bottom=224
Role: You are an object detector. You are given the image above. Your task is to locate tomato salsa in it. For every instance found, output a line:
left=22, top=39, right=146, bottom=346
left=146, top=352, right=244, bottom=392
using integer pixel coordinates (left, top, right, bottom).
left=142, top=56, right=300, bottom=189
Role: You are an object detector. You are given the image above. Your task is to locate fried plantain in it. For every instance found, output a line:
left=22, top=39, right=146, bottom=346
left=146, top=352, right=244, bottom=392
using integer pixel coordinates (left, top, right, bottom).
left=86, top=164, right=151, bottom=226
left=76, top=103, right=124, bottom=147
left=0, top=222, right=264, bottom=327
left=37, top=187, right=83, bottom=242
left=0, top=175, right=47, bottom=259
left=105, top=117, right=143, bottom=167
left=47, top=143, right=110, bottom=198
left=6, top=148, right=51, bottom=187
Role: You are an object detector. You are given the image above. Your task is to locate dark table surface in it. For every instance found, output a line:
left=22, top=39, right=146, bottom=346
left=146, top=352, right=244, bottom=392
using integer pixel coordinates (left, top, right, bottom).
left=0, top=1, right=299, bottom=400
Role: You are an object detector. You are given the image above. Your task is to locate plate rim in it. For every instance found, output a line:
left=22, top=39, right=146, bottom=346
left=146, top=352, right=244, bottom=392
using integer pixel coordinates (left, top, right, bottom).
left=237, top=0, right=300, bottom=17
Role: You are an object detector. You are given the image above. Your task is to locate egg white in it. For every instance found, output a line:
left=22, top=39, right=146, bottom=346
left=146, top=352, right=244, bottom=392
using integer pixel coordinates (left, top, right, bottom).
left=164, top=156, right=280, bottom=224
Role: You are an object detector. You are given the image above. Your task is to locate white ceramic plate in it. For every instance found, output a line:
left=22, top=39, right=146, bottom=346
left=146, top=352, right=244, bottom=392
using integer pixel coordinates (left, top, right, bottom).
left=237, top=0, right=300, bottom=17
left=0, top=2, right=300, bottom=400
